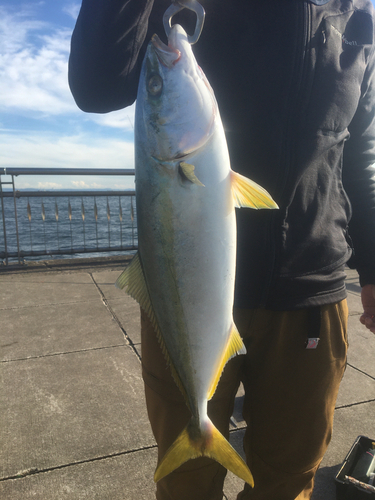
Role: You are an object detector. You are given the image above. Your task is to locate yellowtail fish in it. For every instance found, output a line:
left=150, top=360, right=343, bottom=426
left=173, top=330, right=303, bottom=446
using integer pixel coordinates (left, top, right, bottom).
left=116, top=24, right=278, bottom=486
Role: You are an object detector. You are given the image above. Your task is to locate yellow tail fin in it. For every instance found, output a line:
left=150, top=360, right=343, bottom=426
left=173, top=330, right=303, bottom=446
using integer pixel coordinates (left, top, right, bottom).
left=154, top=418, right=254, bottom=487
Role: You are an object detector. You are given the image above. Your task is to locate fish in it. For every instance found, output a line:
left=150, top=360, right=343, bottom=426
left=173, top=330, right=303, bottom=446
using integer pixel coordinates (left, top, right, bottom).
left=116, top=24, right=278, bottom=487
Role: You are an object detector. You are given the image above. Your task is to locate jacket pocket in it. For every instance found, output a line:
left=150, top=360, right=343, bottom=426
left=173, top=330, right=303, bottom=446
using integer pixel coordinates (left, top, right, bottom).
left=307, top=9, right=373, bottom=134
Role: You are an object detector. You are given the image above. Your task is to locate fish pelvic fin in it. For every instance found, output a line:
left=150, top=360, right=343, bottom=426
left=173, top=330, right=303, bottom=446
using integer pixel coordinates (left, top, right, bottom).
left=116, top=253, right=188, bottom=402
left=230, top=170, right=278, bottom=210
left=154, top=417, right=254, bottom=487
left=207, top=323, right=246, bottom=401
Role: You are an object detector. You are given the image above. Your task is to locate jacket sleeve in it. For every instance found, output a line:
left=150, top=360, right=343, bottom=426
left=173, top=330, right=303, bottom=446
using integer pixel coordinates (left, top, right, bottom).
left=343, top=41, right=375, bottom=287
left=68, top=0, right=169, bottom=113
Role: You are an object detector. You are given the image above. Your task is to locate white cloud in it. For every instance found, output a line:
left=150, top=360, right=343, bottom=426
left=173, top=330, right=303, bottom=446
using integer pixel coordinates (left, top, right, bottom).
left=0, top=7, right=76, bottom=116
left=63, top=3, right=81, bottom=21
left=0, top=6, right=46, bottom=53
left=15, top=181, right=33, bottom=189
left=38, top=181, right=63, bottom=190
left=71, top=180, right=90, bottom=188
left=91, top=105, right=136, bottom=130
left=0, top=132, right=135, bottom=170
left=0, top=4, right=136, bottom=187
left=0, top=4, right=135, bottom=129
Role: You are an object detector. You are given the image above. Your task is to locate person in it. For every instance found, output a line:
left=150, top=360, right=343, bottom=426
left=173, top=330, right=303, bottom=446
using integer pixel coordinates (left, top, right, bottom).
left=68, top=1, right=375, bottom=499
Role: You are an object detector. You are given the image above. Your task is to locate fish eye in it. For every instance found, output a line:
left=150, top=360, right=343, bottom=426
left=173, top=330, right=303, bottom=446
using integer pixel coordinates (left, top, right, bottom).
left=147, top=74, right=163, bottom=96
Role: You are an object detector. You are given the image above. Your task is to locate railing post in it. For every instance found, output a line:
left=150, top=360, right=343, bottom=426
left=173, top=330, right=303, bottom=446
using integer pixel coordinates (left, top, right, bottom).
left=12, top=175, right=21, bottom=264
left=94, top=196, right=99, bottom=250
left=81, top=197, right=86, bottom=250
left=106, top=196, right=111, bottom=248
left=0, top=174, right=9, bottom=265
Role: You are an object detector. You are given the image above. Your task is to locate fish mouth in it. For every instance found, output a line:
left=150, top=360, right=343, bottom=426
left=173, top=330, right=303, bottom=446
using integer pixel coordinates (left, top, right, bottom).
left=151, top=34, right=181, bottom=68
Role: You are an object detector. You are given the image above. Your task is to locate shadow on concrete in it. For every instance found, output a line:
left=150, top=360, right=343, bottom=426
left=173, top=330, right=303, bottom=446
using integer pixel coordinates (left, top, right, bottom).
left=311, top=464, right=340, bottom=499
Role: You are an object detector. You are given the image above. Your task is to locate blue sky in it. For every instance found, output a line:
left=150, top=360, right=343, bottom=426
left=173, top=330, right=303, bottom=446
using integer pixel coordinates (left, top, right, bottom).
left=1, top=1, right=375, bottom=190
left=0, top=0, right=136, bottom=190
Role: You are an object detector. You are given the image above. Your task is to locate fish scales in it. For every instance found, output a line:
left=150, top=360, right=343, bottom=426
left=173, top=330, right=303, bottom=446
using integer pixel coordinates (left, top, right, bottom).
left=116, top=24, right=278, bottom=487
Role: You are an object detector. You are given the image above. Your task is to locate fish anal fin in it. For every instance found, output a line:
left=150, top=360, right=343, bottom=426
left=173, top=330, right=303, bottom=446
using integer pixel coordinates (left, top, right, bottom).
left=116, top=253, right=188, bottom=404
left=207, top=324, right=246, bottom=401
left=115, top=252, right=152, bottom=316
left=230, top=170, right=278, bottom=209
left=179, top=162, right=205, bottom=187
left=154, top=418, right=254, bottom=487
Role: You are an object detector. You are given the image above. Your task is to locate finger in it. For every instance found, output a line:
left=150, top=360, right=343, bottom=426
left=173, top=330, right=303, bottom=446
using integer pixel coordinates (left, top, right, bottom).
left=364, top=316, right=375, bottom=333
left=360, top=314, right=375, bottom=332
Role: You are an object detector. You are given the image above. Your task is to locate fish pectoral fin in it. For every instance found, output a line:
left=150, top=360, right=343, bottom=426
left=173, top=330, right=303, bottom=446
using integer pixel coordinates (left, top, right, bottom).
left=154, top=418, right=254, bottom=487
left=115, top=252, right=153, bottom=318
left=207, top=323, right=246, bottom=401
left=230, top=170, right=278, bottom=209
left=179, top=162, right=205, bottom=187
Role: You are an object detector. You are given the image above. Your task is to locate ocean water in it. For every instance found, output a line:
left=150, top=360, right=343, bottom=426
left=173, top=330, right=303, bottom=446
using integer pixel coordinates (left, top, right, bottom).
left=0, top=194, right=138, bottom=262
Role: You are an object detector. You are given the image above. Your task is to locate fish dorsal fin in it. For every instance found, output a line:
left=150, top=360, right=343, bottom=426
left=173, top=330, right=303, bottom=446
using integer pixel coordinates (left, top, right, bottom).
left=116, top=253, right=188, bottom=403
left=207, top=323, right=246, bottom=401
left=230, top=170, right=278, bottom=209
left=179, top=162, right=205, bottom=187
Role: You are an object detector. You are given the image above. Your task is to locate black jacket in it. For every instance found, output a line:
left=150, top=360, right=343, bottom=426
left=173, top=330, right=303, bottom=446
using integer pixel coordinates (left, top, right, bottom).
left=69, top=0, right=375, bottom=309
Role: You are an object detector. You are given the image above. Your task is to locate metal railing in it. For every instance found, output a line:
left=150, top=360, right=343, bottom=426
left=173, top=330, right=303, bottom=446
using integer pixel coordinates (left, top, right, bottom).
left=0, top=167, right=137, bottom=265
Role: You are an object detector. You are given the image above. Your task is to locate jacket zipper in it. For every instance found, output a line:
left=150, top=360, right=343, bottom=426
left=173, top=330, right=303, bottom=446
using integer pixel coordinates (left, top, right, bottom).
left=262, top=1, right=312, bottom=308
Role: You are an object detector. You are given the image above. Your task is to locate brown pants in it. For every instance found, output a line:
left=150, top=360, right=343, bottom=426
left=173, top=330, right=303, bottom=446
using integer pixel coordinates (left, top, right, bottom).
left=141, top=301, right=348, bottom=500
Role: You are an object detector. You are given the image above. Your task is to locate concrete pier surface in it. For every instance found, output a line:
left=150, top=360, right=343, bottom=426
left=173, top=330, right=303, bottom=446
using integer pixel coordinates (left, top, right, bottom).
left=1, top=257, right=374, bottom=499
